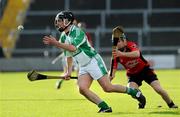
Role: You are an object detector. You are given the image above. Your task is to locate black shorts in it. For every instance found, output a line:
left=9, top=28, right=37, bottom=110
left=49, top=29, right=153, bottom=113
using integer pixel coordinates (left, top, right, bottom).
left=127, top=67, right=158, bottom=86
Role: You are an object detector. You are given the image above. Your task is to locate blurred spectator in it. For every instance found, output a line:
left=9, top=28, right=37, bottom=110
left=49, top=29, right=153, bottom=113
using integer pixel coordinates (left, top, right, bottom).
left=0, top=41, right=4, bottom=58
left=73, top=19, right=78, bottom=26
left=0, top=0, right=8, bottom=19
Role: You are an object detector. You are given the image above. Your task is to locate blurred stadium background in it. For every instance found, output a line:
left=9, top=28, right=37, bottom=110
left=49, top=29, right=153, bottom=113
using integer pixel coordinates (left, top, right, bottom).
left=0, top=0, right=180, bottom=71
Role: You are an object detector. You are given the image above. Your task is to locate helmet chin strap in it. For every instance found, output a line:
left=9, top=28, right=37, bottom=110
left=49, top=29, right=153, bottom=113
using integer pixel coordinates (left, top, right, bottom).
left=64, top=19, right=71, bottom=27
left=58, top=20, right=71, bottom=32
left=57, top=27, right=64, bottom=32
left=63, top=19, right=71, bottom=31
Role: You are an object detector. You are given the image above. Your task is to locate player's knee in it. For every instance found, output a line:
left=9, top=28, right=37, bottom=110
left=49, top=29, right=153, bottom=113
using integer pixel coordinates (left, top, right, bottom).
left=78, top=86, right=88, bottom=95
left=102, top=86, right=113, bottom=93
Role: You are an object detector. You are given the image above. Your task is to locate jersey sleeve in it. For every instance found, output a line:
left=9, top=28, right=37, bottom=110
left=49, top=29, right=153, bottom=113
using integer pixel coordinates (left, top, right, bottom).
left=59, top=33, right=72, bottom=57
left=70, top=28, right=86, bottom=48
left=128, top=42, right=140, bottom=52
left=59, top=32, right=65, bottom=43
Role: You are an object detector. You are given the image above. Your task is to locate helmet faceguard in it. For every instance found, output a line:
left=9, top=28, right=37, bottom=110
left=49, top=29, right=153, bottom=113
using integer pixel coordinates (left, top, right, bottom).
left=54, top=11, right=74, bottom=32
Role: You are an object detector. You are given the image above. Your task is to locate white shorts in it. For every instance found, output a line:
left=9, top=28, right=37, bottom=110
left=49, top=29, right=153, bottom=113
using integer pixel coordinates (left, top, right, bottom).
left=78, top=54, right=108, bottom=80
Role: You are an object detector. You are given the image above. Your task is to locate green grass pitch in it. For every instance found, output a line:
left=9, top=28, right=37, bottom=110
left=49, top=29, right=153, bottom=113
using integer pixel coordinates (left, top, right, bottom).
left=0, top=70, right=180, bottom=117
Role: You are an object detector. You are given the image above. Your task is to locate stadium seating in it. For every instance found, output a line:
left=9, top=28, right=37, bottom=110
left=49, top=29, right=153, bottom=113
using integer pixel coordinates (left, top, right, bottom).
left=0, top=0, right=31, bottom=58
left=152, top=0, right=180, bottom=8
left=13, top=0, right=180, bottom=57
left=111, top=0, right=147, bottom=9
left=106, top=13, right=143, bottom=28
left=0, top=0, right=8, bottom=19
left=29, top=0, right=64, bottom=11
left=70, top=0, right=105, bottom=10
left=24, top=15, right=55, bottom=29
left=148, top=13, right=180, bottom=27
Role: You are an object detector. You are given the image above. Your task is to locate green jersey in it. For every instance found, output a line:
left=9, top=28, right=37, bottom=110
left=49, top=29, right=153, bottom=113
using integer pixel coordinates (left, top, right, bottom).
left=59, top=25, right=97, bottom=67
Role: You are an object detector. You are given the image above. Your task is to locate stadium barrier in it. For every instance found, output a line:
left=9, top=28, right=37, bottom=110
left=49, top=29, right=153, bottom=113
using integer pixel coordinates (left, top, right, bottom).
left=0, top=55, right=180, bottom=72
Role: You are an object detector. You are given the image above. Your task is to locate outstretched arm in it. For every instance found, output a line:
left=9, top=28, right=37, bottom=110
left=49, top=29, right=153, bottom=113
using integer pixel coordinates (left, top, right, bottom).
left=43, top=35, right=76, bottom=52
left=113, top=49, right=140, bottom=58
left=63, top=57, right=73, bottom=80
left=66, top=57, right=73, bottom=75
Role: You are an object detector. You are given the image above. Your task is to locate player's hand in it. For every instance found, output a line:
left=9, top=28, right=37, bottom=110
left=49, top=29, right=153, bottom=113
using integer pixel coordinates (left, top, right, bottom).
left=108, top=75, right=114, bottom=81
left=108, top=71, right=115, bottom=81
left=112, top=48, right=116, bottom=58
left=43, top=35, right=58, bottom=46
left=112, top=48, right=123, bottom=58
left=62, top=72, right=71, bottom=80
left=64, top=76, right=71, bottom=80
left=112, top=48, right=119, bottom=58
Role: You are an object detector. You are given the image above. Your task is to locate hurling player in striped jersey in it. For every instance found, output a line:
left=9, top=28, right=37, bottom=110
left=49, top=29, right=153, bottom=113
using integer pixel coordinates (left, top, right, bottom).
left=109, top=26, right=178, bottom=109
left=43, top=11, right=146, bottom=112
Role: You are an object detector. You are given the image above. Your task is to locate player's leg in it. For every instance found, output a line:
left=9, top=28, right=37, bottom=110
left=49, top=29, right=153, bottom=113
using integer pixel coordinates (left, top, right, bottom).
left=150, top=80, right=178, bottom=108
left=144, top=67, right=178, bottom=108
left=77, top=73, right=112, bottom=113
left=90, top=54, right=146, bottom=108
left=55, top=79, right=64, bottom=89
left=72, top=58, right=79, bottom=76
left=127, top=75, right=146, bottom=109
left=127, top=81, right=145, bottom=109
left=55, top=56, right=67, bottom=89
left=98, top=75, right=146, bottom=109
left=98, top=74, right=127, bottom=93
left=127, top=82, right=139, bottom=89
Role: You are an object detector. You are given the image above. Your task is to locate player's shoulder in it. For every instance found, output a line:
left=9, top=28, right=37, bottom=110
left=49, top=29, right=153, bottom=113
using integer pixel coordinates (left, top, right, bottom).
left=69, top=25, right=82, bottom=36
left=127, top=41, right=136, bottom=45
left=70, top=25, right=80, bottom=32
left=60, top=32, right=66, bottom=38
left=59, top=32, right=66, bottom=42
left=127, top=41, right=138, bottom=49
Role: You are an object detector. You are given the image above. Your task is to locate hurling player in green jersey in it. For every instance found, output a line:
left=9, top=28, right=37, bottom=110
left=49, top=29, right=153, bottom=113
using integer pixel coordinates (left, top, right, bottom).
left=43, top=11, right=146, bottom=112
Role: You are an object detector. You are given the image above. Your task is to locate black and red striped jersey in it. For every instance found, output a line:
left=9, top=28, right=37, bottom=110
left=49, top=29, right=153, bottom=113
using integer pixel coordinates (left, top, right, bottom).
left=113, top=41, right=149, bottom=75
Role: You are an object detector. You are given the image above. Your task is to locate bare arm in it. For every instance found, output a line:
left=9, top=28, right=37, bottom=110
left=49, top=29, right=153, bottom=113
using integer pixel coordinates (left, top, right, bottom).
left=61, top=57, right=73, bottom=80
left=119, top=50, right=140, bottom=58
left=43, top=35, right=76, bottom=52
left=66, top=57, right=73, bottom=75
left=112, top=49, right=140, bottom=58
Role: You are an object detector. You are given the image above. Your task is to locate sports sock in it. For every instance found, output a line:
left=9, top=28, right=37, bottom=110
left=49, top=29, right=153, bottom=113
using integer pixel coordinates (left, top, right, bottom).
left=98, top=101, right=109, bottom=109
left=126, top=87, right=139, bottom=97
left=168, top=101, right=175, bottom=108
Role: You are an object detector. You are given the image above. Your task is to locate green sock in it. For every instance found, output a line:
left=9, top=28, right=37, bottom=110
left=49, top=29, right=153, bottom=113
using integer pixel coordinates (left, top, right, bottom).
left=126, top=87, right=138, bottom=97
left=98, top=101, right=109, bottom=109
